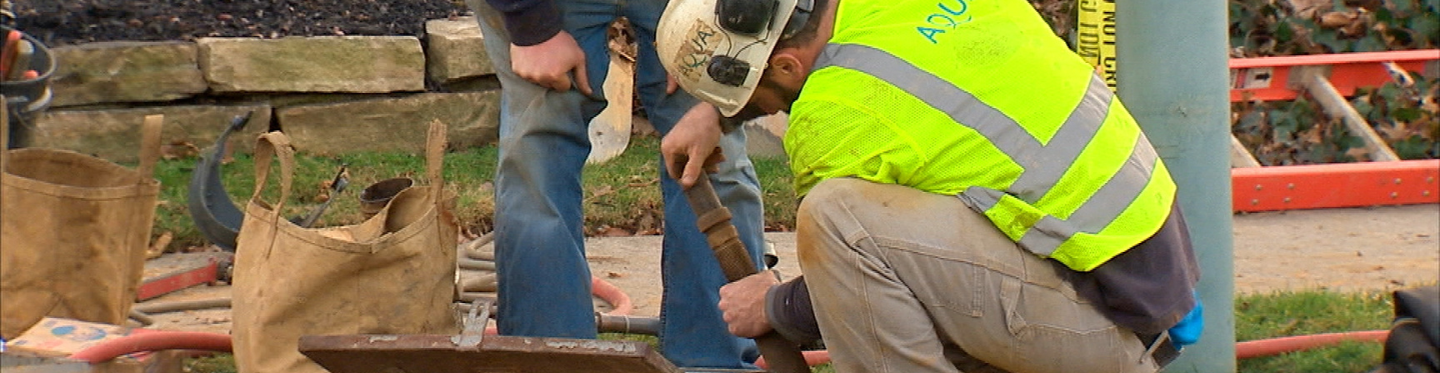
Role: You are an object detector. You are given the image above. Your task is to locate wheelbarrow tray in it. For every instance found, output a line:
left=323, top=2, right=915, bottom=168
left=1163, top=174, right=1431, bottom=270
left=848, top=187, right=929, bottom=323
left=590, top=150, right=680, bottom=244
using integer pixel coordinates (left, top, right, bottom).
left=298, top=334, right=682, bottom=373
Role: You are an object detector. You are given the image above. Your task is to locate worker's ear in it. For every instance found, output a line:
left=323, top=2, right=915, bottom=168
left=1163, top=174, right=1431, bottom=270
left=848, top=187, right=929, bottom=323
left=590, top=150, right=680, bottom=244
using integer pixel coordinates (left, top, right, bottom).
left=766, top=52, right=807, bottom=86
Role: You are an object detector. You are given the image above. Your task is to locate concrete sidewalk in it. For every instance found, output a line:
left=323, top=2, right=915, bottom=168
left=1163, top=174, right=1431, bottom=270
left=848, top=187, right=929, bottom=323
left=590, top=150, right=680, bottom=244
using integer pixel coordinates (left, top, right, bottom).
left=585, top=204, right=1440, bottom=318
left=135, top=204, right=1437, bottom=333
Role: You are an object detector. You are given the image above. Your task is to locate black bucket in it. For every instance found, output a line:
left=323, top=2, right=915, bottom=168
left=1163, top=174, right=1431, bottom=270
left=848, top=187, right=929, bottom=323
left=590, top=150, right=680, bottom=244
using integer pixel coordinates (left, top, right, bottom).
left=359, top=177, right=414, bottom=219
left=0, top=26, right=56, bottom=149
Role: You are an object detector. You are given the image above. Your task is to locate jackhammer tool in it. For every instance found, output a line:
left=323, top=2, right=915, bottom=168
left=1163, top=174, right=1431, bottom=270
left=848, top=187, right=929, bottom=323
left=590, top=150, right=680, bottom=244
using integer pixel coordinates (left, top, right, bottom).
left=187, top=112, right=252, bottom=251
left=291, top=164, right=349, bottom=228
left=684, top=174, right=810, bottom=373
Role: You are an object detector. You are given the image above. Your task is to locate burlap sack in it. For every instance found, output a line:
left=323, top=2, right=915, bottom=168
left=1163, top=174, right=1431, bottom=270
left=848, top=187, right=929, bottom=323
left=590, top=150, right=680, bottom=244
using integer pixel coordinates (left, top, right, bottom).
left=0, top=111, right=162, bottom=340
left=231, top=121, right=458, bottom=373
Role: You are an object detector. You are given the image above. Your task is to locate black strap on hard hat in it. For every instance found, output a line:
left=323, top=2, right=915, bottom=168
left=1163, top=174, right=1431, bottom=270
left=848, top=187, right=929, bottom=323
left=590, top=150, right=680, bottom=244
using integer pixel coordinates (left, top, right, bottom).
left=709, top=0, right=816, bottom=86
left=714, top=0, right=813, bottom=37
left=782, top=0, right=814, bottom=40
left=715, top=0, right=775, bottom=35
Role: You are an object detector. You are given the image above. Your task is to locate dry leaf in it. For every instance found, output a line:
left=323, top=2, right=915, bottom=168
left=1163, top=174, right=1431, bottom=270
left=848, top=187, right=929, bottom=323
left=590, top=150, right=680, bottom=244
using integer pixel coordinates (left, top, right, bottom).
left=1344, top=146, right=1371, bottom=160
left=161, top=141, right=200, bottom=160
left=1298, top=125, right=1325, bottom=145
left=1318, top=11, right=1357, bottom=28
left=636, top=211, right=657, bottom=232
left=147, top=232, right=174, bottom=260
left=1377, top=122, right=1411, bottom=141
left=627, top=179, right=658, bottom=188
left=589, top=185, right=616, bottom=199
left=597, top=226, right=632, bottom=237
left=315, top=181, right=334, bottom=202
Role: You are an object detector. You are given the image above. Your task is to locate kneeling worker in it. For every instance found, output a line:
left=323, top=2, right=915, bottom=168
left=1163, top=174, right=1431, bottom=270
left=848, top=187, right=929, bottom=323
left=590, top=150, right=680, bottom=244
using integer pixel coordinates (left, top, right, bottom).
left=653, top=0, right=1207, bottom=371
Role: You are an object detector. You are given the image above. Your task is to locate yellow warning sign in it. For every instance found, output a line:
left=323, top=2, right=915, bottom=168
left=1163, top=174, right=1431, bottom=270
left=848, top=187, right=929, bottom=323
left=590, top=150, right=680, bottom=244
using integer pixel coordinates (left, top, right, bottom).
left=1076, top=0, right=1117, bottom=90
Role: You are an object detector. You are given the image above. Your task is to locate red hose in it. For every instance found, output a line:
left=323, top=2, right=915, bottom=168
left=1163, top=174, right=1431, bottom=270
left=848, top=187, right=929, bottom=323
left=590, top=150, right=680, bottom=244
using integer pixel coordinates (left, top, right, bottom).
left=1235, top=330, right=1388, bottom=359
left=80, top=290, right=1380, bottom=365
left=72, top=277, right=632, bottom=360
left=69, top=330, right=233, bottom=363
left=591, top=275, right=633, bottom=316
left=483, top=275, right=634, bottom=334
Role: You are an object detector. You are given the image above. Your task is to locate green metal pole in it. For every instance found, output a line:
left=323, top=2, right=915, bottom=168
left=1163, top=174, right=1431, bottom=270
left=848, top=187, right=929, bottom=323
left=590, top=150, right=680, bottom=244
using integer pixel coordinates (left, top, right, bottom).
left=1114, top=1, right=1236, bottom=372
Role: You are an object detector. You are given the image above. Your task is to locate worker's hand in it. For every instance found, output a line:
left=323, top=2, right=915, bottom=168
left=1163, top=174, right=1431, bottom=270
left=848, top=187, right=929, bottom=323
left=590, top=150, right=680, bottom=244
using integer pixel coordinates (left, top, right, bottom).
left=717, top=270, right=781, bottom=338
left=661, top=103, right=726, bottom=188
left=511, top=31, right=593, bottom=96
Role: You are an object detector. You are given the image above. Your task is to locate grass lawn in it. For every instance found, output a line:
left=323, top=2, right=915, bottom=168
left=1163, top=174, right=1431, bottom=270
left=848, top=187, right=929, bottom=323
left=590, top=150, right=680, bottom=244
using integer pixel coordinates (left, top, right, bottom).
left=150, top=135, right=796, bottom=250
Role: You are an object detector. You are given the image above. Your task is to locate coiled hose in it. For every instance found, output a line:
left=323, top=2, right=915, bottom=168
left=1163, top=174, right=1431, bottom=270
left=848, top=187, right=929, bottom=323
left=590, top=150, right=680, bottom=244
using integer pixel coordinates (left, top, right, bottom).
left=100, top=233, right=642, bottom=363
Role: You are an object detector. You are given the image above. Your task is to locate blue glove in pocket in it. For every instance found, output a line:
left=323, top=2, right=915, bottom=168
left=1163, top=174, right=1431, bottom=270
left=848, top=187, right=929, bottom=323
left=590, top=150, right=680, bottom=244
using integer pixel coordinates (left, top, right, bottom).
left=1167, top=295, right=1204, bottom=348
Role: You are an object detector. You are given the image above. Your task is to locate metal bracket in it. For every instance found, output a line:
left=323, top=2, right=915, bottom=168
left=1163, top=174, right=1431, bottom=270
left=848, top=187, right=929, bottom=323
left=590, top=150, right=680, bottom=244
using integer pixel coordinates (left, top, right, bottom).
left=451, top=299, right=491, bottom=348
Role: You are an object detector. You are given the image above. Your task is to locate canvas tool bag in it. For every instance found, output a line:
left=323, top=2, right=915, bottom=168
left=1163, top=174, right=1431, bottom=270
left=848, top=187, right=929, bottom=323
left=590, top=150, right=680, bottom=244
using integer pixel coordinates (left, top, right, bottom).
left=0, top=110, right=163, bottom=340
left=231, top=122, right=458, bottom=373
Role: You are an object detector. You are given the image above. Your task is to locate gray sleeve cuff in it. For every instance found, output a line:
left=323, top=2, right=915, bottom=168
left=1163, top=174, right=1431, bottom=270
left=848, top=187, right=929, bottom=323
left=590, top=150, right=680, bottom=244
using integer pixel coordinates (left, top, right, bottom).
left=764, top=276, right=823, bottom=344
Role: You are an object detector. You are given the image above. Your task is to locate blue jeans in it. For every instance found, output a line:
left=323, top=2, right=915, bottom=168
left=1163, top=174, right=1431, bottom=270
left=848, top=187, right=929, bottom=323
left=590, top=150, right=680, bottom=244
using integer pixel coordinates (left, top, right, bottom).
left=470, top=2, right=767, bottom=369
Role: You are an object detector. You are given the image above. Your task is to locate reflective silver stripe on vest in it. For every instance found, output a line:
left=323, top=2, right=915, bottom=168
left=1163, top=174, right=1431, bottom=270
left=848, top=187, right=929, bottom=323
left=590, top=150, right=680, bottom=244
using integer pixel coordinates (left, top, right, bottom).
left=814, top=43, right=1159, bottom=256
left=1019, top=131, right=1160, bottom=253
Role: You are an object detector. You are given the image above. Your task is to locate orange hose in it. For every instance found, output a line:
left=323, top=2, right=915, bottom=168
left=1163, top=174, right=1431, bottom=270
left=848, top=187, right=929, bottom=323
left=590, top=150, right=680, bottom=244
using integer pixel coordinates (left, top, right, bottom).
left=483, top=275, right=634, bottom=334
left=591, top=275, right=633, bottom=316
left=69, top=330, right=233, bottom=363
left=1235, top=330, right=1388, bottom=359
left=70, top=277, right=635, bottom=360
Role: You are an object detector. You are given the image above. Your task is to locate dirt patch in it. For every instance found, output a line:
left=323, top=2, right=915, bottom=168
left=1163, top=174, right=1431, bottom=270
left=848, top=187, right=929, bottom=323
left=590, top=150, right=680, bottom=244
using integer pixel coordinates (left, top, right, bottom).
left=1232, top=204, right=1440, bottom=294
left=9, top=0, right=467, bottom=47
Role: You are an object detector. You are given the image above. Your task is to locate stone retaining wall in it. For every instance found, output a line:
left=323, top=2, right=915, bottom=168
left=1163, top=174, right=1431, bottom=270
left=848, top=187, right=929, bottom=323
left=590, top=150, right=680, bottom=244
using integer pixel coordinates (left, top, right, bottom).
left=20, top=15, right=787, bottom=163
left=22, top=16, right=500, bottom=162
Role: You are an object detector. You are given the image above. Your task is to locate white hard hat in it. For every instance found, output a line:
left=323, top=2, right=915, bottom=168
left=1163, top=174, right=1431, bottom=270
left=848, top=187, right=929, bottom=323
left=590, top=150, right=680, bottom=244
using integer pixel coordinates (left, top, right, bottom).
left=657, top=0, right=813, bottom=116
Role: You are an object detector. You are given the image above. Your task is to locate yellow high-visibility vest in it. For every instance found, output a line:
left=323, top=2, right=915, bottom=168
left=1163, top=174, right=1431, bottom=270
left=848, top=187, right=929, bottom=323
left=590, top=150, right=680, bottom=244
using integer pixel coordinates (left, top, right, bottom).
left=785, top=0, right=1176, bottom=271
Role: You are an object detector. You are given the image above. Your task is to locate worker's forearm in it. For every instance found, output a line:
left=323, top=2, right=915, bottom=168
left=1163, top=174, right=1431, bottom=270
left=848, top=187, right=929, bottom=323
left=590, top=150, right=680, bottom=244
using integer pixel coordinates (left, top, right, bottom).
left=765, top=276, right=822, bottom=344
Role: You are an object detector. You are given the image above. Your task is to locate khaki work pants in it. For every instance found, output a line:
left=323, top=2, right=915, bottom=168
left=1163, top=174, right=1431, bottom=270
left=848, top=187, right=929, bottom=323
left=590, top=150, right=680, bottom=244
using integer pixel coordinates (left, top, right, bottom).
left=795, top=178, right=1160, bottom=373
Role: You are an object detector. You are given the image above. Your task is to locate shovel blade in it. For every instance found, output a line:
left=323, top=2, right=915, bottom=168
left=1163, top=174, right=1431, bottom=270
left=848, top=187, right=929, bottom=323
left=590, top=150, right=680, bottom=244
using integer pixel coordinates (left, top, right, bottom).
left=587, top=53, right=634, bottom=165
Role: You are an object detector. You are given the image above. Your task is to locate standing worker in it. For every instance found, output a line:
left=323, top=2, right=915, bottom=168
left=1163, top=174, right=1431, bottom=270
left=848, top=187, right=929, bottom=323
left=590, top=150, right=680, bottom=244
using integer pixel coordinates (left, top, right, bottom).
left=464, top=0, right=771, bottom=370
left=655, top=0, right=1206, bottom=371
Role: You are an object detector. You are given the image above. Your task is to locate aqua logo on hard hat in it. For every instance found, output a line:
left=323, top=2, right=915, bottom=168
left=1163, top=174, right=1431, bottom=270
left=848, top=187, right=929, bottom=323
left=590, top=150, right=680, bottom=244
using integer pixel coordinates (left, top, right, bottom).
left=674, top=21, right=723, bottom=82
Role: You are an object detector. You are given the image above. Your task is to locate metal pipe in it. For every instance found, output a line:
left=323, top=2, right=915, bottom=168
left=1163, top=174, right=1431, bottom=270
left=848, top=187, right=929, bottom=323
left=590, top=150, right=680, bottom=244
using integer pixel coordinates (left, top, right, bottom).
left=596, top=314, right=660, bottom=335
left=458, top=258, right=496, bottom=271
left=450, top=295, right=660, bottom=335
left=134, top=297, right=233, bottom=314
left=461, top=274, right=498, bottom=292
left=1115, top=0, right=1236, bottom=371
left=128, top=309, right=155, bottom=327
left=462, top=232, right=495, bottom=261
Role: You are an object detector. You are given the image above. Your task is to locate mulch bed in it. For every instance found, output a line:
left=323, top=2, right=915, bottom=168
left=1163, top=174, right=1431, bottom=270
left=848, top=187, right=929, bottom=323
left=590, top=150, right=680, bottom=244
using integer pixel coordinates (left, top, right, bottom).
left=8, top=0, right=468, bottom=47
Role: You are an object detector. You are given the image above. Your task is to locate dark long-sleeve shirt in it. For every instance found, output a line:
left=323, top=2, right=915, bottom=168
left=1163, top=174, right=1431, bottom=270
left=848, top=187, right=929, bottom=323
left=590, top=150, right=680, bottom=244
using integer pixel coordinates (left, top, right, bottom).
left=484, top=0, right=562, bottom=46
left=764, top=204, right=1201, bottom=344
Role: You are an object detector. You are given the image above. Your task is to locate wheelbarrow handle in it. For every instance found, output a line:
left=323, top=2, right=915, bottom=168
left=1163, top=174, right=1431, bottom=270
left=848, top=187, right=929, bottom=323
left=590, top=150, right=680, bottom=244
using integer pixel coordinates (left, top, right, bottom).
left=684, top=174, right=811, bottom=373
